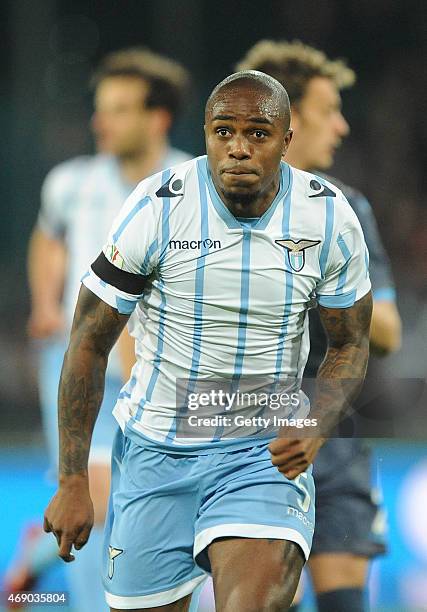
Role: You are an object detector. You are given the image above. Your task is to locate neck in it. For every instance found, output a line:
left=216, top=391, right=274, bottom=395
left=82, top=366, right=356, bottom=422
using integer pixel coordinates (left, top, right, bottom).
left=283, top=150, right=308, bottom=172
left=118, top=139, right=169, bottom=184
left=214, top=172, right=281, bottom=218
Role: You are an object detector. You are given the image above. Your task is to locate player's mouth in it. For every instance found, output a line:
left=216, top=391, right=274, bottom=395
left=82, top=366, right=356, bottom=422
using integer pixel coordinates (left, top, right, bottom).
left=222, top=167, right=258, bottom=176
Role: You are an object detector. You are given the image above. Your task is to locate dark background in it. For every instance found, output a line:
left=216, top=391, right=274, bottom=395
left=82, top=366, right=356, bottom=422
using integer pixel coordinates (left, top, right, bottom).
left=0, top=2, right=426, bottom=608
left=1, top=0, right=426, bottom=433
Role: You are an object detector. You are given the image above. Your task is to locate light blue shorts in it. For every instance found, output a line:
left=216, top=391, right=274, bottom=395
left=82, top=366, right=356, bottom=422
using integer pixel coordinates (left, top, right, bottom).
left=103, top=429, right=315, bottom=609
left=38, top=340, right=122, bottom=468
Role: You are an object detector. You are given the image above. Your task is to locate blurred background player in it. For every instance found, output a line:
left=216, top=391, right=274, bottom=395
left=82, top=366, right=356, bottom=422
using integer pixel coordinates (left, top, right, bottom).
left=7, top=47, right=191, bottom=611
left=236, top=40, right=402, bottom=612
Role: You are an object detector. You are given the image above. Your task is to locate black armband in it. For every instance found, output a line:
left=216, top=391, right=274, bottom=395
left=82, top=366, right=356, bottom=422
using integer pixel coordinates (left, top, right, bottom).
left=91, top=252, right=147, bottom=295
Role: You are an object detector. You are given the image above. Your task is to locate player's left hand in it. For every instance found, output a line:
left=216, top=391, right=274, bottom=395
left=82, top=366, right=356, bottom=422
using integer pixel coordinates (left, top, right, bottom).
left=268, top=436, right=325, bottom=480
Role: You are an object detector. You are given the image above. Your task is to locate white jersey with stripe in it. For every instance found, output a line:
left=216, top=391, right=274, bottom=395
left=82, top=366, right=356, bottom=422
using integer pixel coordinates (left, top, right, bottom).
left=37, top=148, right=191, bottom=378
left=83, top=156, right=371, bottom=451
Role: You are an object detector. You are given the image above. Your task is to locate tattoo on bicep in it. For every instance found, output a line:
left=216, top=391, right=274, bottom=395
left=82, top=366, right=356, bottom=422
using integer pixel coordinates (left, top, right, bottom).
left=70, top=285, right=128, bottom=354
left=310, top=294, right=373, bottom=435
left=316, top=291, right=372, bottom=384
left=318, top=291, right=372, bottom=349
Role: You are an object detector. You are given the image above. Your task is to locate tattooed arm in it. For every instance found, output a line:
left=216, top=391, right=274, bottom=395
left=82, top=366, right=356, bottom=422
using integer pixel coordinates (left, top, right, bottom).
left=269, top=291, right=372, bottom=479
left=58, top=285, right=129, bottom=475
left=312, top=290, right=372, bottom=432
left=44, top=285, right=129, bottom=561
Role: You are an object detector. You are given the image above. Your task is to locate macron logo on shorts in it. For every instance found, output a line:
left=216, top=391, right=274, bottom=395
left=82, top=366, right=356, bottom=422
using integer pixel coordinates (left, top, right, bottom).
left=108, top=545, right=123, bottom=579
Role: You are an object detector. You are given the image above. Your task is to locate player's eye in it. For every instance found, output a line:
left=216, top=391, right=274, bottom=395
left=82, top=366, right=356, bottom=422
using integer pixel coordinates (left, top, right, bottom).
left=253, top=130, right=267, bottom=139
left=216, top=127, right=231, bottom=137
left=323, top=107, right=335, bottom=118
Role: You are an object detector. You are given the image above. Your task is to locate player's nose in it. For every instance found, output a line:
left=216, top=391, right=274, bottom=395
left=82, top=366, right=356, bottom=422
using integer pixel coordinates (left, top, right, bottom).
left=228, top=135, right=251, bottom=159
left=336, top=111, right=350, bottom=137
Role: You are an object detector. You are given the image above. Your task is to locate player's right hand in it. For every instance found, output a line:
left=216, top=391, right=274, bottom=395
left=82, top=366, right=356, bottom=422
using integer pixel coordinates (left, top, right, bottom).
left=27, top=307, right=65, bottom=339
left=43, top=480, right=94, bottom=562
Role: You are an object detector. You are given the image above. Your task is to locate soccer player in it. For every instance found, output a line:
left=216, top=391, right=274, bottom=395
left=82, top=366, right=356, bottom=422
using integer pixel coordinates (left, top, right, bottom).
left=10, top=48, right=191, bottom=611
left=236, top=41, right=401, bottom=611
left=44, top=70, right=372, bottom=611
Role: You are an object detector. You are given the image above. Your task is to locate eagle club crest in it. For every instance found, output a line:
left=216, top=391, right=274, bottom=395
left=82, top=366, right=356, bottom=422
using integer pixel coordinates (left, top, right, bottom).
left=275, top=238, right=321, bottom=272
left=108, top=545, right=123, bottom=579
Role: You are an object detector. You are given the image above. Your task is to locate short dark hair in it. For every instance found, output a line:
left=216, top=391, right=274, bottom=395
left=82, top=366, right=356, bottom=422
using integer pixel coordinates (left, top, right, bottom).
left=90, top=47, right=190, bottom=119
left=206, top=70, right=291, bottom=129
left=236, top=40, right=355, bottom=106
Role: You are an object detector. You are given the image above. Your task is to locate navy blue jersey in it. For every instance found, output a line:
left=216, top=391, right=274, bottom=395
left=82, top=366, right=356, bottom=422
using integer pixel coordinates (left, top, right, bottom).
left=306, top=175, right=396, bottom=376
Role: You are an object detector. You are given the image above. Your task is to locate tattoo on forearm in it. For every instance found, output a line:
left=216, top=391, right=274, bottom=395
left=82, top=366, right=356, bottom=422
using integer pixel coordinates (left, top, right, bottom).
left=313, top=292, right=372, bottom=436
left=58, top=286, right=129, bottom=476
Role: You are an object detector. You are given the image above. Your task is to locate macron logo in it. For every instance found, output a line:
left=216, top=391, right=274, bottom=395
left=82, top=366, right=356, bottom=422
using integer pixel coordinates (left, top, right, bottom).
left=169, top=238, right=221, bottom=250
left=308, top=179, right=336, bottom=198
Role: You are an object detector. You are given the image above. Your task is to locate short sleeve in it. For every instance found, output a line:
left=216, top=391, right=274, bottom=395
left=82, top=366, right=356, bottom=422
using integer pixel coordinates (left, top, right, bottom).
left=315, top=195, right=371, bottom=308
left=37, top=172, right=67, bottom=239
left=82, top=184, right=160, bottom=315
left=37, top=159, right=87, bottom=240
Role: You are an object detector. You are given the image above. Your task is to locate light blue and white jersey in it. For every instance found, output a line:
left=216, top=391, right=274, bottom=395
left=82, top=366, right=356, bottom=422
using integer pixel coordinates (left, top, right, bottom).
left=83, top=156, right=371, bottom=451
left=37, top=148, right=191, bottom=378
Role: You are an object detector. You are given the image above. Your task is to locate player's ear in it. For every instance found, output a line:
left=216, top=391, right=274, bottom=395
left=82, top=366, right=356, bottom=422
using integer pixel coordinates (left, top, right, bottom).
left=282, top=129, right=293, bottom=156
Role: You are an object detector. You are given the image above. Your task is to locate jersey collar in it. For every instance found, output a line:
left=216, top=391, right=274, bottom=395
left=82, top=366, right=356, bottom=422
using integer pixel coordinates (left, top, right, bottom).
left=199, top=156, right=291, bottom=231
